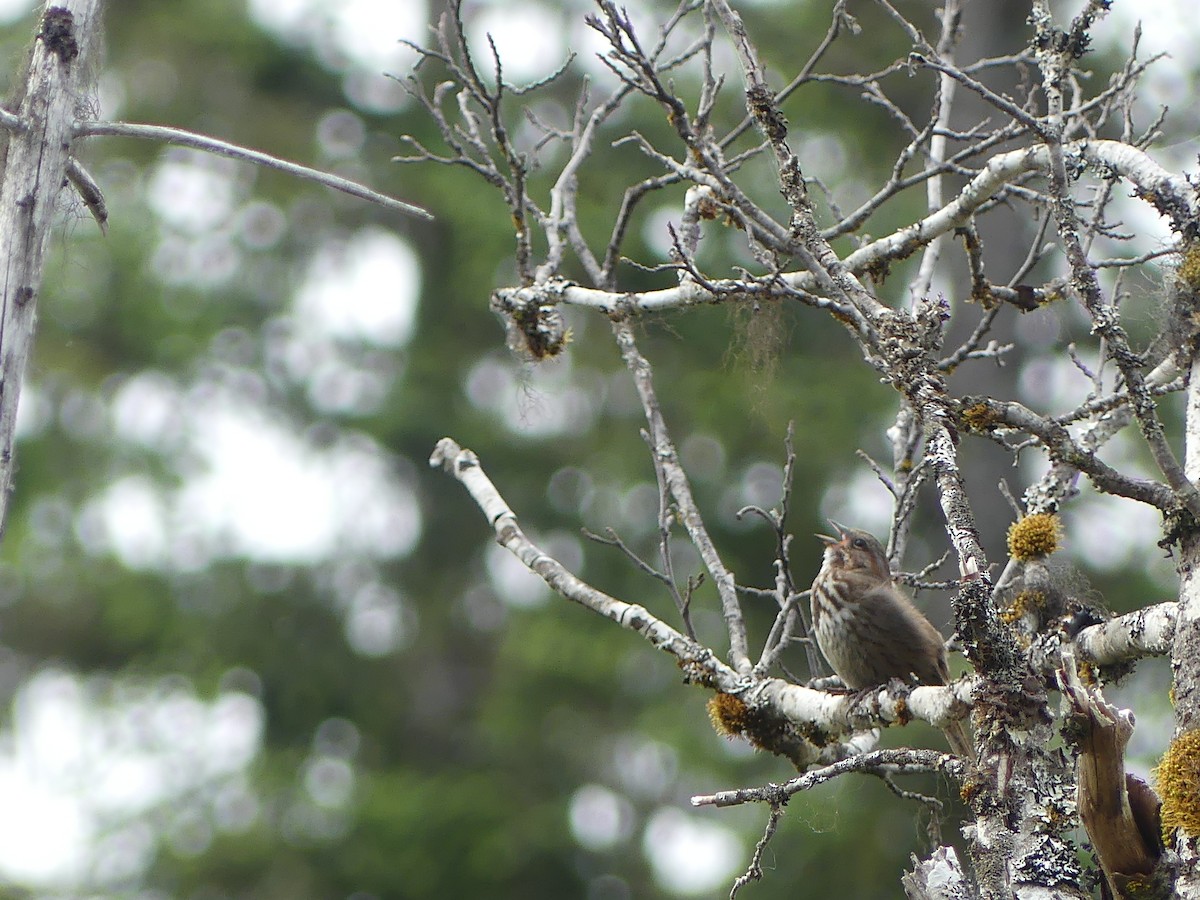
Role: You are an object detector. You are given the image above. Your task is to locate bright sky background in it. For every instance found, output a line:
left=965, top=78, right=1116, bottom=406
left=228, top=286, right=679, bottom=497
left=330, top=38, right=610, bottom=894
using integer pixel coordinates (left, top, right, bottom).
left=0, top=0, right=1195, bottom=895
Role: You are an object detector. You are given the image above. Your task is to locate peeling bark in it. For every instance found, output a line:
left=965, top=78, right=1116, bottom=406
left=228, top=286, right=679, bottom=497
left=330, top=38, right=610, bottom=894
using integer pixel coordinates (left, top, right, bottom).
left=1059, top=654, right=1167, bottom=898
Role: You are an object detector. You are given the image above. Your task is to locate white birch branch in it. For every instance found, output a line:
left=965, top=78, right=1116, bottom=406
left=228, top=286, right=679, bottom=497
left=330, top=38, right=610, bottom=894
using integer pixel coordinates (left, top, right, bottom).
left=491, top=139, right=1194, bottom=315
left=1074, top=602, right=1176, bottom=666
left=429, top=437, right=730, bottom=668
left=758, top=672, right=975, bottom=737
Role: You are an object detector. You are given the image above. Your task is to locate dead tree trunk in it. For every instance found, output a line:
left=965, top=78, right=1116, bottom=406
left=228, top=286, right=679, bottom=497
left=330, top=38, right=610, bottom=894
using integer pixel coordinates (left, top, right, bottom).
left=0, top=0, right=100, bottom=529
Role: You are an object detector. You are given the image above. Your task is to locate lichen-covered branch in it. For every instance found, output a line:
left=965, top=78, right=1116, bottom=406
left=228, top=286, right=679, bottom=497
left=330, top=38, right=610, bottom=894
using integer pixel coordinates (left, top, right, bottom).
left=962, top=395, right=1179, bottom=511
left=491, top=139, right=1193, bottom=318
left=1074, top=603, right=1177, bottom=667
left=691, top=747, right=965, bottom=809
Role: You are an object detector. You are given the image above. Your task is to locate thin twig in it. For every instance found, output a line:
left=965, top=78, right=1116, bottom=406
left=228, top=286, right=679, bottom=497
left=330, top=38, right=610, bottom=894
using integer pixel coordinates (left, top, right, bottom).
left=729, top=801, right=787, bottom=899
left=692, top=748, right=965, bottom=808
left=75, top=119, right=432, bottom=220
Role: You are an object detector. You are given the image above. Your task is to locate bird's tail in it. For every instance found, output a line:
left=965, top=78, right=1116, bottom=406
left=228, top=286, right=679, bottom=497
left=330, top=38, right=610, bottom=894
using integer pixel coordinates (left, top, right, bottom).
left=942, top=718, right=973, bottom=759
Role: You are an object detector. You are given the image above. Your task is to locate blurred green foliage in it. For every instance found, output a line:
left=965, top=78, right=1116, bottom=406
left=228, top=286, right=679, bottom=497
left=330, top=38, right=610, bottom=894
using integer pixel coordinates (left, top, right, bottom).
left=0, top=0, right=1185, bottom=897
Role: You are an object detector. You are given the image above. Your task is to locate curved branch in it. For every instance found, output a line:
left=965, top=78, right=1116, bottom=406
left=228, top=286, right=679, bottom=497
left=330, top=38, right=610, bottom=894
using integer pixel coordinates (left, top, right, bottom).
left=75, top=119, right=433, bottom=220
left=964, top=395, right=1179, bottom=511
left=429, top=436, right=713, bottom=666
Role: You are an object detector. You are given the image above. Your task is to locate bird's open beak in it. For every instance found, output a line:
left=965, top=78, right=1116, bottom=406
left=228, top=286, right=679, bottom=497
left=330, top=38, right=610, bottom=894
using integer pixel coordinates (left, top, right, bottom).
left=816, top=520, right=847, bottom=545
left=816, top=520, right=848, bottom=544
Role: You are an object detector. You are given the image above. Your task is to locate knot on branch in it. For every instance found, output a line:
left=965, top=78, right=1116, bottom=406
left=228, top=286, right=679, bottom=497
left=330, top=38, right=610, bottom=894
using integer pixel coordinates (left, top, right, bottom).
left=428, top=437, right=475, bottom=474
left=745, top=84, right=787, bottom=144
left=38, top=8, right=78, bottom=64
left=875, top=309, right=951, bottom=415
left=491, top=288, right=572, bottom=361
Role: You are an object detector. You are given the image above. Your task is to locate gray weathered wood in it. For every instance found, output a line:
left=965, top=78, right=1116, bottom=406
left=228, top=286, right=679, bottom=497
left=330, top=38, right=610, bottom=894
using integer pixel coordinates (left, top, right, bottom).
left=0, top=0, right=99, bottom=529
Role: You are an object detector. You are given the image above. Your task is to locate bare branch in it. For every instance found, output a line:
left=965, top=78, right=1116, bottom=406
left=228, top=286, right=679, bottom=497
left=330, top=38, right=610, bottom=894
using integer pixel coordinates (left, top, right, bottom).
left=613, top=322, right=751, bottom=673
left=491, top=140, right=1196, bottom=317
left=76, top=119, right=432, bottom=219
left=728, top=802, right=786, bottom=899
left=691, top=747, right=965, bottom=808
left=962, top=395, right=1178, bottom=511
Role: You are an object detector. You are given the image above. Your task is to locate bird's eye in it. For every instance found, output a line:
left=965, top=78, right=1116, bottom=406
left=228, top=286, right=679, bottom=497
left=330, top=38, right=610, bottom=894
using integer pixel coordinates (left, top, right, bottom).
left=852, top=538, right=868, bottom=549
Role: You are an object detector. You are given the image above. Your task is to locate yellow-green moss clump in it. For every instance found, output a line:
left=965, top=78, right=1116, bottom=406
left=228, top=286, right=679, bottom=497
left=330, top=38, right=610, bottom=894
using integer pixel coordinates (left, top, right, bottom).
left=1153, top=728, right=1200, bottom=841
left=706, top=692, right=808, bottom=754
left=1007, top=513, right=1062, bottom=561
left=960, top=402, right=1000, bottom=433
left=707, top=692, right=751, bottom=738
left=999, top=589, right=1046, bottom=624
left=1178, top=243, right=1200, bottom=291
